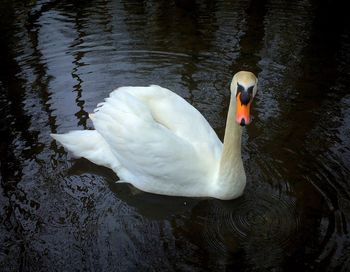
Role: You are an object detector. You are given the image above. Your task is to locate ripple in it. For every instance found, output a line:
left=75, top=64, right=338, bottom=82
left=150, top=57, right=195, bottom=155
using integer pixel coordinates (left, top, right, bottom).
left=194, top=190, right=300, bottom=264
left=230, top=193, right=299, bottom=248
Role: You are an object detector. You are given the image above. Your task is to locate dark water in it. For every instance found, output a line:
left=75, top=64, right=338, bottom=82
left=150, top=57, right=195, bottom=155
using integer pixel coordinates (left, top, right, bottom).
left=1, top=0, right=349, bottom=271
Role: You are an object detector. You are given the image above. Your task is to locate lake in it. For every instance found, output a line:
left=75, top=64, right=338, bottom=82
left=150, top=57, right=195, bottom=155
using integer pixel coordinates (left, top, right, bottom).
left=0, top=0, right=349, bottom=271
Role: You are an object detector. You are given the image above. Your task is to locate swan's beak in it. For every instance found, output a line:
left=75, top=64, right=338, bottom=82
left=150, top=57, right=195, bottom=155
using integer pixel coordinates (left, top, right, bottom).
left=236, top=95, right=251, bottom=126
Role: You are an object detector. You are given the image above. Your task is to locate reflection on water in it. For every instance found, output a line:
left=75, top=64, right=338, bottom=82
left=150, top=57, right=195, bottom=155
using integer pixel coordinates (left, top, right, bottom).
left=1, top=0, right=349, bottom=270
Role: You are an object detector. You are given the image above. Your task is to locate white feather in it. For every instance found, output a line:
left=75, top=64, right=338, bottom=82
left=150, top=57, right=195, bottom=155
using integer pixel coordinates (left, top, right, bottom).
left=52, top=71, right=258, bottom=200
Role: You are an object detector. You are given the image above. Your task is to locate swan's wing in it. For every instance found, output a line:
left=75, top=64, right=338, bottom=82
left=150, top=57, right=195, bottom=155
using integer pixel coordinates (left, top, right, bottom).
left=112, top=85, right=222, bottom=161
left=51, top=130, right=121, bottom=172
left=90, top=90, right=217, bottom=196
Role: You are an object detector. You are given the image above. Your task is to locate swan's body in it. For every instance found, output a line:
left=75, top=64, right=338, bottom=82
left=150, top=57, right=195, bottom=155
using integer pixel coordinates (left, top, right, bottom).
left=52, top=71, right=258, bottom=200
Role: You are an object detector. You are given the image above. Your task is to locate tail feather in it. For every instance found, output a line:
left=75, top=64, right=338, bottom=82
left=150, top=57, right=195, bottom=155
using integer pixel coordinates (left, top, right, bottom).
left=51, top=130, right=119, bottom=171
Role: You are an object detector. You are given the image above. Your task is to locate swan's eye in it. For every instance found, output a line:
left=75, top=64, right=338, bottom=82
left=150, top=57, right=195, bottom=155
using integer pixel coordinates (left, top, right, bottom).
left=236, top=83, right=244, bottom=95
left=247, top=86, right=254, bottom=97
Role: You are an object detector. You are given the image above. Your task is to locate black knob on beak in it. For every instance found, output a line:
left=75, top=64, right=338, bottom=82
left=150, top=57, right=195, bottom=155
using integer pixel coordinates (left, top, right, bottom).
left=240, top=91, right=251, bottom=105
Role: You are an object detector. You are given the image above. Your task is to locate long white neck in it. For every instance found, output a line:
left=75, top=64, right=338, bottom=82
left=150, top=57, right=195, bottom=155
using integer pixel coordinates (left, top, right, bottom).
left=221, top=96, right=242, bottom=160
left=215, top=95, right=246, bottom=199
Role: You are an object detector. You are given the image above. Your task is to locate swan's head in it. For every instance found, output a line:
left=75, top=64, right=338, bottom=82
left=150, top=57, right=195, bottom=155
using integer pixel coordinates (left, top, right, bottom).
left=230, top=71, right=258, bottom=126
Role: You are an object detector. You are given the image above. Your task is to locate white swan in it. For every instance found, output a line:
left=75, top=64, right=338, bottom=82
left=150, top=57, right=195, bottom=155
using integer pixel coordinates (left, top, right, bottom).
left=51, top=71, right=258, bottom=200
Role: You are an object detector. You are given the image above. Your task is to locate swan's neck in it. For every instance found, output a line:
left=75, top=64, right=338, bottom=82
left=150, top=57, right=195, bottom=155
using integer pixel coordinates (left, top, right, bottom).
left=222, top=96, right=242, bottom=159
left=216, top=95, right=246, bottom=199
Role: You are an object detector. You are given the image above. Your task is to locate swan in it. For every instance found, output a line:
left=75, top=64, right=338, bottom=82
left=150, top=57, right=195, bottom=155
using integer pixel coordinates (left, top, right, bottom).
left=51, top=71, right=258, bottom=200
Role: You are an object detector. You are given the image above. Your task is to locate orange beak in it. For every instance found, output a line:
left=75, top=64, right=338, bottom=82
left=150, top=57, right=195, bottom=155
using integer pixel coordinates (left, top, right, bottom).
left=236, top=95, right=251, bottom=126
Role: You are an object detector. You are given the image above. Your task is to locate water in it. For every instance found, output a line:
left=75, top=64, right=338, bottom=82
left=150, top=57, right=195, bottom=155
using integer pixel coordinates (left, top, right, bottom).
left=0, top=0, right=349, bottom=271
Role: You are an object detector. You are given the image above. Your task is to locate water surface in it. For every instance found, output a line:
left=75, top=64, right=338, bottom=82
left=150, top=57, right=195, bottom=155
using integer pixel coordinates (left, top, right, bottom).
left=1, top=0, right=349, bottom=271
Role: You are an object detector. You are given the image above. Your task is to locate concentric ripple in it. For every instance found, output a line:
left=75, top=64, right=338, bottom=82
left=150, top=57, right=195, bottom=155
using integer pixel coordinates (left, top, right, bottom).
left=230, top=193, right=299, bottom=246
left=198, top=190, right=300, bottom=264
